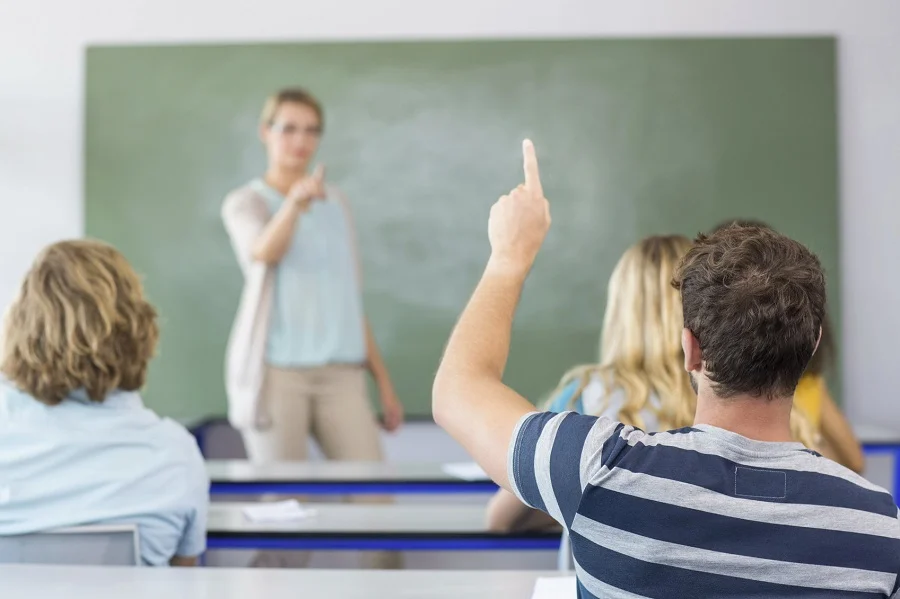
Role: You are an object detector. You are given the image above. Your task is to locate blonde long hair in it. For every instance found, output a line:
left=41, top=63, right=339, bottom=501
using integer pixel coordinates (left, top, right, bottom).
left=551, top=235, right=696, bottom=430
left=550, top=233, right=819, bottom=448
left=1, top=240, right=159, bottom=405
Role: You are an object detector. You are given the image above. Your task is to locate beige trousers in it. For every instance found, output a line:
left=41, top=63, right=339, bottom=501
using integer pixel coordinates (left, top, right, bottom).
left=242, top=365, right=401, bottom=569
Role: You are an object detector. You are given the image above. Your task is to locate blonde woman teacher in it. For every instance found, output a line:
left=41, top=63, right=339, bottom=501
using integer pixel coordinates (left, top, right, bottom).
left=223, top=88, right=404, bottom=467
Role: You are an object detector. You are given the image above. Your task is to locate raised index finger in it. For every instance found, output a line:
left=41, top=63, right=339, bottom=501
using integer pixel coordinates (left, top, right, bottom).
left=522, top=139, right=543, bottom=197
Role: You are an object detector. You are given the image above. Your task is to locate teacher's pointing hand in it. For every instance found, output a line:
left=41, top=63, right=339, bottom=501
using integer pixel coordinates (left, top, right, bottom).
left=488, top=139, right=551, bottom=275
left=286, top=164, right=327, bottom=212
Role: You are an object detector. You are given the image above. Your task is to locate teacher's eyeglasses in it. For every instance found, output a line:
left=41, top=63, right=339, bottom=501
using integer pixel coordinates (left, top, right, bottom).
left=269, top=122, right=323, bottom=138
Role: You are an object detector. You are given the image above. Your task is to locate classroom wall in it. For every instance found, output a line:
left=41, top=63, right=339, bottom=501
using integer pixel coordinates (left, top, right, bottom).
left=0, top=1, right=898, bottom=425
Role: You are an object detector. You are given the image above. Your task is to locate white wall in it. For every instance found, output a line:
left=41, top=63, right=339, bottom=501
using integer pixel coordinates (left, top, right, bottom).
left=0, top=0, right=898, bottom=426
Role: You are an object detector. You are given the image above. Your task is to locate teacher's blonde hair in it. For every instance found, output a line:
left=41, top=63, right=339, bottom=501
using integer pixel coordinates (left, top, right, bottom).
left=260, top=88, right=324, bottom=129
left=1, top=240, right=158, bottom=405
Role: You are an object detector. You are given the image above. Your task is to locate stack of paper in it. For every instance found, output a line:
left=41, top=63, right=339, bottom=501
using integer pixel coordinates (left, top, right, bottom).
left=531, top=577, right=577, bottom=599
left=442, top=462, right=489, bottom=481
left=242, top=500, right=317, bottom=522
left=441, top=462, right=490, bottom=480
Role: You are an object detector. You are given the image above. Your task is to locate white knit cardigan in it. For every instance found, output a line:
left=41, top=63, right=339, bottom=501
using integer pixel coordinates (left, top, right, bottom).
left=221, top=186, right=274, bottom=430
left=220, top=183, right=359, bottom=430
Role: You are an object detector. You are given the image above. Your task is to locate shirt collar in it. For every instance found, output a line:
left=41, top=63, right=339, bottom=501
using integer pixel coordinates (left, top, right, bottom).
left=692, top=424, right=807, bottom=455
left=67, top=388, right=144, bottom=409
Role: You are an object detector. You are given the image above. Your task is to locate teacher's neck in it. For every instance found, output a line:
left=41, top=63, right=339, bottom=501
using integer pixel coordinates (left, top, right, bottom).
left=264, top=165, right=308, bottom=195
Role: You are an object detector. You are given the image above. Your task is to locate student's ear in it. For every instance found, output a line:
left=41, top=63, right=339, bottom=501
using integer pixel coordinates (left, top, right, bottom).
left=682, top=328, right=702, bottom=373
left=258, top=123, right=271, bottom=145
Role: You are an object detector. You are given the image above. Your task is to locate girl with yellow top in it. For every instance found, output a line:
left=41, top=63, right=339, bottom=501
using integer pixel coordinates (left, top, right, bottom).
left=485, top=234, right=819, bottom=532
left=794, top=315, right=864, bottom=472
left=714, top=220, right=863, bottom=473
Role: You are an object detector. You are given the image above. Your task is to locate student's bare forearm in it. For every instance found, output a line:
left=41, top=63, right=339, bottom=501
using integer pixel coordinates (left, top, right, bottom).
left=486, top=488, right=557, bottom=533
left=437, top=260, right=528, bottom=384
left=432, top=139, right=549, bottom=488
left=432, top=260, right=536, bottom=486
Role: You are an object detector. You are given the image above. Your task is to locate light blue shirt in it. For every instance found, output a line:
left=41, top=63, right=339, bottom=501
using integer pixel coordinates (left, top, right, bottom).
left=547, top=380, right=586, bottom=414
left=0, top=381, right=208, bottom=566
left=545, top=374, right=661, bottom=431
left=253, top=179, right=367, bottom=367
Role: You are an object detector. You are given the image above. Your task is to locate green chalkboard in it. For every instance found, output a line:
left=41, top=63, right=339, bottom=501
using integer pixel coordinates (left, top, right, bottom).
left=84, top=38, right=839, bottom=422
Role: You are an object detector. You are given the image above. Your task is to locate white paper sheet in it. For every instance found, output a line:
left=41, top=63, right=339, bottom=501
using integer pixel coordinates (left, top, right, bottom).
left=241, top=500, right=317, bottom=522
left=441, top=462, right=489, bottom=481
left=531, top=577, right=577, bottom=599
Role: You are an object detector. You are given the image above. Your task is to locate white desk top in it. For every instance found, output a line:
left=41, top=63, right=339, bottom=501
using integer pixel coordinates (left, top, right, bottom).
left=0, top=565, right=564, bottom=599
left=854, top=424, right=900, bottom=445
left=208, top=502, right=551, bottom=537
left=207, top=460, right=488, bottom=483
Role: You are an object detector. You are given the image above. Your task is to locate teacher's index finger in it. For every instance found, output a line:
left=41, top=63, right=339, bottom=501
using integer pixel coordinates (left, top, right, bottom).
left=522, top=139, right=543, bottom=196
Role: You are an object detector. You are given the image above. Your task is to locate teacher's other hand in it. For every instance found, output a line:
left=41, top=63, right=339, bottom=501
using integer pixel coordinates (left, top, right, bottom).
left=286, top=164, right=327, bottom=211
left=487, top=140, right=551, bottom=275
left=380, top=391, right=404, bottom=433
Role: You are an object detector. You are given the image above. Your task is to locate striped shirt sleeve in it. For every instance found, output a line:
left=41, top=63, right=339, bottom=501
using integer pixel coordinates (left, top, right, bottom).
left=507, top=411, right=622, bottom=528
left=893, top=512, right=900, bottom=598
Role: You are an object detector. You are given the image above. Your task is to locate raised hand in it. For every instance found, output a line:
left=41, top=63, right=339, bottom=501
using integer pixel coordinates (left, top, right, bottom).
left=286, top=164, right=327, bottom=212
left=487, top=140, right=551, bottom=273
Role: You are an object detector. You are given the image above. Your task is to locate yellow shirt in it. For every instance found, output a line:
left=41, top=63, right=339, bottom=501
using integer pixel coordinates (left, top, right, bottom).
left=793, top=374, right=824, bottom=432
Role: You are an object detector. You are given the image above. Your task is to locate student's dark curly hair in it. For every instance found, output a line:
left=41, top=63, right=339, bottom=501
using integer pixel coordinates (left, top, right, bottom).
left=674, top=224, right=826, bottom=398
left=712, top=219, right=833, bottom=378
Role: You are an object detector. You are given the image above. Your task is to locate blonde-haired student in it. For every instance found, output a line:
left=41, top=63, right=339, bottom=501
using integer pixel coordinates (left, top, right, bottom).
left=486, top=234, right=817, bottom=532
left=487, top=235, right=696, bottom=532
left=794, top=315, right=864, bottom=472
left=546, top=235, right=696, bottom=427
left=0, top=240, right=208, bottom=566
left=713, top=220, right=862, bottom=472
left=434, top=143, right=899, bottom=595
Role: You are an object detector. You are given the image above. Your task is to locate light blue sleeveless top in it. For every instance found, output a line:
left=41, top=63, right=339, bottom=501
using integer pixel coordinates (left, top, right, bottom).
left=545, top=375, right=662, bottom=431
left=252, top=179, right=367, bottom=367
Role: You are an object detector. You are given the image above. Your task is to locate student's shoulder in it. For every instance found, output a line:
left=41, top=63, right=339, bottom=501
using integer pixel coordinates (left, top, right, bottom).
left=803, top=450, right=898, bottom=502
left=151, top=417, right=205, bottom=467
left=546, top=379, right=581, bottom=413
left=0, top=378, right=23, bottom=403
left=580, top=374, right=608, bottom=410
left=580, top=373, right=639, bottom=418
left=813, top=456, right=900, bottom=539
left=0, top=379, right=43, bottom=420
left=156, top=419, right=209, bottom=499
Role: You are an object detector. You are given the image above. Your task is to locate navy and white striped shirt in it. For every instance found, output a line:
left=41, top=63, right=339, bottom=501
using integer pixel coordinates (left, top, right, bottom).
left=508, top=412, right=900, bottom=598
